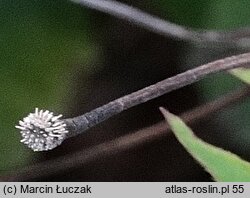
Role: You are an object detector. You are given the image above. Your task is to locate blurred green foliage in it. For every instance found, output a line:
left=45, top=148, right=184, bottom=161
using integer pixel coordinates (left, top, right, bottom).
left=197, top=0, right=250, bottom=154
left=158, top=0, right=210, bottom=28
left=0, top=0, right=93, bottom=172
left=159, top=0, right=250, bottom=29
left=159, top=0, right=250, bottom=155
left=1, top=0, right=250, bottom=175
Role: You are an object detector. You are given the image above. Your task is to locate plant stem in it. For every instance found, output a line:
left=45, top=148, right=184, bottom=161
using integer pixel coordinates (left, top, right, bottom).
left=5, top=86, right=250, bottom=181
left=65, top=52, right=250, bottom=138
left=71, top=0, right=250, bottom=47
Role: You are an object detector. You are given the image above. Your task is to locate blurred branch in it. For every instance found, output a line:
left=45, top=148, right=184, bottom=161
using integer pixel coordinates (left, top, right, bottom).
left=71, top=0, right=250, bottom=48
left=65, top=52, right=250, bottom=139
left=4, top=86, right=250, bottom=181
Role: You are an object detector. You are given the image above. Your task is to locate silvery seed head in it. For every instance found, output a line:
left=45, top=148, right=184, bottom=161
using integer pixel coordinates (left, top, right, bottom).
left=15, top=108, right=68, bottom=151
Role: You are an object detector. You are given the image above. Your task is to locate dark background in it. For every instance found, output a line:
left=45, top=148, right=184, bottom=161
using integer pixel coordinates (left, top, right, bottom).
left=1, top=0, right=250, bottom=181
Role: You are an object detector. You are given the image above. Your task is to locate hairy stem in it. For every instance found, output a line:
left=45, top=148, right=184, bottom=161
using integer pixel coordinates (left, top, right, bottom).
left=4, top=86, right=250, bottom=181
left=65, top=52, right=250, bottom=138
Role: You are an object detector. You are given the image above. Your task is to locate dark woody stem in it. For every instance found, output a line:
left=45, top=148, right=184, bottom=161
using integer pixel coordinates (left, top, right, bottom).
left=4, top=86, right=250, bottom=181
left=64, top=52, right=250, bottom=138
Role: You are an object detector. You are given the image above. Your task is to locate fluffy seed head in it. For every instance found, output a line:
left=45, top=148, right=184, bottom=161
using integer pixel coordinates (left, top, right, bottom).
left=15, top=108, right=68, bottom=151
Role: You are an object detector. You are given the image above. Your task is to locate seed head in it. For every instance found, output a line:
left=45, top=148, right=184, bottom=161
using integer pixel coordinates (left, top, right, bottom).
left=15, top=108, right=68, bottom=151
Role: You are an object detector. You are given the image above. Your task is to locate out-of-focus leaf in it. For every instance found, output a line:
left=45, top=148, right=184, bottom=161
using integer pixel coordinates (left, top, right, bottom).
left=160, top=107, right=250, bottom=181
left=230, top=68, right=250, bottom=84
left=0, top=0, right=95, bottom=173
left=157, top=0, right=210, bottom=28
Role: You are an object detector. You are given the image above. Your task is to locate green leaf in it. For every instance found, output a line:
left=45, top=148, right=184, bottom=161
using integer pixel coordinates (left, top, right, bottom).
left=230, top=68, right=250, bottom=84
left=160, top=107, right=250, bottom=181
